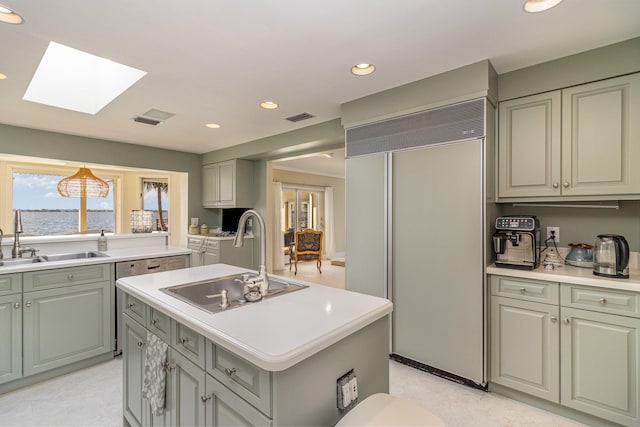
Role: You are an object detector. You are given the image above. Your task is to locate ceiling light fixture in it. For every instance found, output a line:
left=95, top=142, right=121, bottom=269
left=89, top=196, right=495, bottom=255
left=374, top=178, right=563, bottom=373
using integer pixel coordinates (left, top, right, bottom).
left=57, top=167, right=110, bottom=198
left=0, top=73, right=7, bottom=80
left=0, top=4, right=23, bottom=24
left=260, top=101, right=279, bottom=110
left=205, top=123, right=221, bottom=129
left=351, top=63, right=376, bottom=76
left=523, top=0, right=563, bottom=13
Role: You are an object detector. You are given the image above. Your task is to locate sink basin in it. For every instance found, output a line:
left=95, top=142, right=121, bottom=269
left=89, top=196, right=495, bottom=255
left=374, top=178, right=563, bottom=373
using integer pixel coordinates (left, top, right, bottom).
left=0, top=257, right=45, bottom=267
left=41, top=251, right=108, bottom=262
left=161, top=273, right=308, bottom=314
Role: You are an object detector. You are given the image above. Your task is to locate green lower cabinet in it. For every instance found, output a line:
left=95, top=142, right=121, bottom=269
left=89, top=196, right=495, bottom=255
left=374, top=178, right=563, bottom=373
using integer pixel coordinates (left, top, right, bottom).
left=490, top=296, right=560, bottom=402
left=166, top=348, right=206, bottom=427
left=123, top=315, right=147, bottom=427
left=205, top=375, right=272, bottom=427
left=0, top=294, right=22, bottom=385
left=23, top=281, right=111, bottom=376
left=560, top=307, right=640, bottom=426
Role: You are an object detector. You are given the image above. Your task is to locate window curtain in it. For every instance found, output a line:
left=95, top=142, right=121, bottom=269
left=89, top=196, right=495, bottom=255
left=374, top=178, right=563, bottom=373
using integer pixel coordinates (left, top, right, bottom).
left=272, top=181, right=285, bottom=270
left=323, top=186, right=335, bottom=259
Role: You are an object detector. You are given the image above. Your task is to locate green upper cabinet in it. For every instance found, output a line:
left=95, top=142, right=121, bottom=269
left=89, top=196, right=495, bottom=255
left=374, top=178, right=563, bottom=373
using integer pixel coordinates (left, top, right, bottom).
left=202, top=160, right=253, bottom=208
left=498, top=73, right=640, bottom=201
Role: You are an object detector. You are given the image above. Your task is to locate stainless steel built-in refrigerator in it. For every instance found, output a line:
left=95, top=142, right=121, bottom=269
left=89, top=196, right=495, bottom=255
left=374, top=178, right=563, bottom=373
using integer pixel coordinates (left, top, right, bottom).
left=345, top=98, right=494, bottom=387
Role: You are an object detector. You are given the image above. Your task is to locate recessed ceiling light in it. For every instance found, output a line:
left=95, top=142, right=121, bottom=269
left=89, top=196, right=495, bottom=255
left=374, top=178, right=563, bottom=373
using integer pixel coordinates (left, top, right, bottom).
left=205, top=123, right=221, bottom=129
left=260, top=101, right=279, bottom=110
left=523, top=0, right=563, bottom=13
left=0, top=73, right=7, bottom=80
left=0, top=4, right=23, bottom=24
left=351, top=63, right=376, bottom=76
left=23, top=41, right=147, bottom=115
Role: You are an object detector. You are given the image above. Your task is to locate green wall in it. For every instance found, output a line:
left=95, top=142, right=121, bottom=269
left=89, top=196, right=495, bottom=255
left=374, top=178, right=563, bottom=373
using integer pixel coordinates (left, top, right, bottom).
left=0, top=123, right=211, bottom=225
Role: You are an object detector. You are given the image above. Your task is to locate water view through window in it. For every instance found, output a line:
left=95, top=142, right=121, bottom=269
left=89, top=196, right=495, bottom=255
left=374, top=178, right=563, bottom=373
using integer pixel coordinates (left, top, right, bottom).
left=12, top=172, right=114, bottom=235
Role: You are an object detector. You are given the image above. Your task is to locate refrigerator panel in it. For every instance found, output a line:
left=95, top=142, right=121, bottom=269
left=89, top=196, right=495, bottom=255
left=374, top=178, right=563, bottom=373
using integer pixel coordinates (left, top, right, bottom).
left=392, top=139, right=485, bottom=384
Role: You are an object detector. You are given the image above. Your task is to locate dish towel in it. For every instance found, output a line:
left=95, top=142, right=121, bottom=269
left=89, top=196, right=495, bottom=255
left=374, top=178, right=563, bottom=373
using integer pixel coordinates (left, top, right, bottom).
left=141, top=331, right=169, bottom=416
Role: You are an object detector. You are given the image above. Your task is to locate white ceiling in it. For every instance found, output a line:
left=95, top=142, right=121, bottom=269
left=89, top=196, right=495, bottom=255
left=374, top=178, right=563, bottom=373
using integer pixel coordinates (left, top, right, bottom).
left=0, top=0, right=639, bottom=156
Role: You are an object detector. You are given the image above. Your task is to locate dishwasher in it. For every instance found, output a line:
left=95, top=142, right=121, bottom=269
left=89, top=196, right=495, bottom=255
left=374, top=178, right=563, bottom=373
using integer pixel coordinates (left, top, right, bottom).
left=114, top=254, right=189, bottom=355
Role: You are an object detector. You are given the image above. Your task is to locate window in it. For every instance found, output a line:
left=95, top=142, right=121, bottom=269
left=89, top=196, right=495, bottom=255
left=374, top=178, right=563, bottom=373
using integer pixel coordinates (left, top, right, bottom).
left=12, top=171, right=115, bottom=235
left=142, top=179, right=168, bottom=231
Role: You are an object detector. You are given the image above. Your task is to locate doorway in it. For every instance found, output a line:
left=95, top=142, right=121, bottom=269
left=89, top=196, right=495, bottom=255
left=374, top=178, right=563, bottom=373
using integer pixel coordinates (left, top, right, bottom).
left=281, top=186, right=324, bottom=268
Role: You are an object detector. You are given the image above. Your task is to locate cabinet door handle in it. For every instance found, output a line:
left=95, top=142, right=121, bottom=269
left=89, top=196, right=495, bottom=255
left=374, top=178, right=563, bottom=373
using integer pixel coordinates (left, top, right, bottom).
left=151, top=319, right=159, bottom=326
left=25, top=301, right=32, bottom=308
left=552, top=182, right=559, bottom=189
left=563, top=318, right=570, bottom=324
left=67, top=274, right=74, bottom=281
left=550, top=316, right=557, bottom=322
left=519, top=287, right=526, bottom=294
left=224, top=367, right=237, bottom=377
left=180, top=337, right=190, bottom=345
left=137, top=341, right=145, bottom=348
left=14, top=302, right=21, bottom=309
left=563, top=181, right=570, bottom=188
left=127, top=302, right=135, bottom=309
left=200, top=394, right=212, bottom=403
left=162, top=362, right=176, bottom=372
left=599, top=298, right=607, bottom=305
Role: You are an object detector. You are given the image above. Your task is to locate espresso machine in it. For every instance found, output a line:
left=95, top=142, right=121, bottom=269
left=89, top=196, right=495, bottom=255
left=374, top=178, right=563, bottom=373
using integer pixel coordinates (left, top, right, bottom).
left=493, top=216, right=540, bottom=270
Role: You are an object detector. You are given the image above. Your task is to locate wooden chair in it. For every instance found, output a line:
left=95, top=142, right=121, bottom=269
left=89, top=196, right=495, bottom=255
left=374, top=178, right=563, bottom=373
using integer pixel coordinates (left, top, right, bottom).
left=289, top=230, right=323, bottom=275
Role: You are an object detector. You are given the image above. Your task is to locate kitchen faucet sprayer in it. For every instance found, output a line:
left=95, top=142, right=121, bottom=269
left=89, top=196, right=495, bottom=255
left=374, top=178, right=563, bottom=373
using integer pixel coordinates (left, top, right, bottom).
left=233, top=209, right=269, bottom=296
left=0, top=228, right=3, bottom=259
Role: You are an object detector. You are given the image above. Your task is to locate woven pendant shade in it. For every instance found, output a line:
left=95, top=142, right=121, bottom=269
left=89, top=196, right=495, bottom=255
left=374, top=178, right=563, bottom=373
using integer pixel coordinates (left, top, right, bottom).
left=57, top=167, right=109, bottom=198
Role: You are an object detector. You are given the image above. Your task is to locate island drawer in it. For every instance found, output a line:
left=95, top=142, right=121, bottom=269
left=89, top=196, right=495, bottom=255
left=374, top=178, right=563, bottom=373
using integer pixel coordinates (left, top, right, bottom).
left=490, top=275, right=559, bottom=304
left=0, top=273, right=22, bottom=296
left=24, top=264, right=111, bottom=292
left=147, top=307, right=171, bottom=342
left=206, top=341, right=272, bottom=416
left=561, top=284, right=639, bottom=318
left=172, top=321, right=205, bottom=367
left=123, top=293, right=147, bottom=325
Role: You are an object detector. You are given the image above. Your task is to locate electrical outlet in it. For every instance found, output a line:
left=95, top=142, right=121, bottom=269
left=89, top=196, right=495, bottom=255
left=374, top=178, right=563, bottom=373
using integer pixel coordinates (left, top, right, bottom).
left=546, top=226, right=560, bottom=243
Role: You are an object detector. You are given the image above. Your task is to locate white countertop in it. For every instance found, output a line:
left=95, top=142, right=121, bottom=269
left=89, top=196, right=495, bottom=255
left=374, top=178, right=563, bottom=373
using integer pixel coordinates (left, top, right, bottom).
left=116, top=263, right=393, bottom=372
left=0, top=245, right=192, bottom=274
left=487, top=263, right=640, bottom=293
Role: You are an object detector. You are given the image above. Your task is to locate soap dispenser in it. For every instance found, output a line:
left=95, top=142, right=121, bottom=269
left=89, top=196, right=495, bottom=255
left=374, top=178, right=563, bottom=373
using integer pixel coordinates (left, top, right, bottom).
left=98, top=229, right=108, bottom=251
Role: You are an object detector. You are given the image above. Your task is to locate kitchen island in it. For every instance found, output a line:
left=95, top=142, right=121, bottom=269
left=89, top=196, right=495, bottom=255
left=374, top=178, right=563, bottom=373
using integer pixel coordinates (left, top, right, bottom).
left=116, top=263, right=393, bottom=426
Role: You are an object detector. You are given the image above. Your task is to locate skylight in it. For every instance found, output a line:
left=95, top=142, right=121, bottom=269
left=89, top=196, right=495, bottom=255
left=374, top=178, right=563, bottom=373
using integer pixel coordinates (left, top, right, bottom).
left=23, top=41, right=146, bottom=115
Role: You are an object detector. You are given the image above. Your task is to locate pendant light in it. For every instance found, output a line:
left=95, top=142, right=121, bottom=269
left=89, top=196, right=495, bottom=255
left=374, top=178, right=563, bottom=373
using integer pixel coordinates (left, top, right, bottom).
left=57, top=167, right=109, bottom=198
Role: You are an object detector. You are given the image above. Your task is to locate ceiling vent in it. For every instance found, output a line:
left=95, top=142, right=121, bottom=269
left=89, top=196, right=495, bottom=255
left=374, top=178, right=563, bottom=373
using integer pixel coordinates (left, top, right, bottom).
left=133, top=116, right=162, bottom=126
left=285, top=112, right=315, bottom=123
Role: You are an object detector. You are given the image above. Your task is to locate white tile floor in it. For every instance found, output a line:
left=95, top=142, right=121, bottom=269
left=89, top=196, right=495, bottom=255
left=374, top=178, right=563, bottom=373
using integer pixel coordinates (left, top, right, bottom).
left=0, top=357, right=585, bottom=427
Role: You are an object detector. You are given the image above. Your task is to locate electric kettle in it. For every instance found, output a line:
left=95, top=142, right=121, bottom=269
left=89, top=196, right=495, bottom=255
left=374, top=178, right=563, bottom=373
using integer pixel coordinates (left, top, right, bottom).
left=593, top=234, right=630, bottom=278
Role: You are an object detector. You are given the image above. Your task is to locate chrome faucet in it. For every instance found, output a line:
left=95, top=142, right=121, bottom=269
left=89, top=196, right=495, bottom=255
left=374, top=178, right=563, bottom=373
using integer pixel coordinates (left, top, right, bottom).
left=233, top=209, right=269, bottom=296
left=12, top=210, right=37, bottom=258
left=0, top=228, right=3, bottom=259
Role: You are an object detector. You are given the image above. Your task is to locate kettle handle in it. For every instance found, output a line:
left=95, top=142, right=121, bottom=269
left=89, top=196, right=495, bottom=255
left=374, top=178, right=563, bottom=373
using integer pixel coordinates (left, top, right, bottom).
left=614, top=236, right=630, bottom=273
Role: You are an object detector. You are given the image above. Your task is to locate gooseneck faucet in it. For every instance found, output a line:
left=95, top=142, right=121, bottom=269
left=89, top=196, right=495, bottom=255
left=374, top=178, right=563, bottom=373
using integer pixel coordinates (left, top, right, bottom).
left=0, top=228, right=3, bottom=259
left=233, top=209, right=269, bottom=296
left=12, top=210, right=23, bottom=258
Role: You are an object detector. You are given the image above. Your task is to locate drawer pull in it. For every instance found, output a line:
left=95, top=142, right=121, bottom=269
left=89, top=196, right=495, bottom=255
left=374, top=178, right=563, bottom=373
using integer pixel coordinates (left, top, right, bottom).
left=137, top=341, right=145, bottom=348
left=599, top=298, right=607, bottom=305
left=225, top=367, right=237, bottom=377
left=563, top=318, right=570, bottom=324
left=67, top=274, right=74, bottom=281
left=25, top=300, right=32, bottom=308
left=14, top=302, right=21, bottom=309
left=180, top=337, right=190, bottom=345
left=201, top=394, right=212, bottom=403
left=127, top=302, right=135, bottom=309
left=519, top=287, right=526, bottom=294
left=151, top=319, right=159, bottom=326
left=563, top=181, right=570, bottom=188
left=550, top=316, right=557, bottom=323
left=552, top=182, right=559, bottom=189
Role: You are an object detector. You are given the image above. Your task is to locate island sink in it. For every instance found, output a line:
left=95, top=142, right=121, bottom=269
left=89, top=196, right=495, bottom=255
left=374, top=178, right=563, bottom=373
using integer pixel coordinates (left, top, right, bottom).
left=161, top=273, right=308, bottom=314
